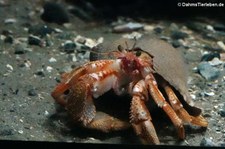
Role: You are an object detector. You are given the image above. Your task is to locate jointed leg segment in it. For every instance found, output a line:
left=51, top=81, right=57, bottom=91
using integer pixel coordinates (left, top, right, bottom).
left=161, top=81, right=208, bottom=127
left=145, top=74, right=185, bottom=140
left=130, top=80, right=160, bottom=144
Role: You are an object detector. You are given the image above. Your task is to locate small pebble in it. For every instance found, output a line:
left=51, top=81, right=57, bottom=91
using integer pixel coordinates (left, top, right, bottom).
left=14, top=43, right=27, bottom=54
left=153, top=27, right=163, bottom=34
left=54, top=28, right=63, bottom=33
left=197, top=62, right=220, bottom=81
left=159, top=36, right=170, bottom=41
left=45, top=36, right=53, bottom=47
left=6, top=64, right=13, bottom=71
left=49, top=57, right=57, bottom=63
left=4, top=18, right=17, bottom=24
left=206, top=25, right=215, bottom=32
left=122, top=31, right=142, bottom=39
left=28, top=35, right=42, bottom=46
left=171, top=40, right=182, bottom=48
left=4, top=35, right=13, bottom=44
left=24, top=60, right=32, bottom=68
left=113, top=22, right=143, bottom=33
left=200, top=138, right=216, bottom=146
left=186, top=21, right=205, bottom=32
left=35, top=71, right=45, bottom=77
left=75, top=36, right=103, bottom=49
left=28, top=88, right=37, bottom=96
left=84, top=38, right=98, bottom=48
left=208, top=57, right=223, bottom=66
left=9, top=109, right=15, bottom=112
left=44, top=110, right=49, bottom=116
left=18, top=130, right=23, bottom=134
left=143, top=25, right=154, bottom=31
left=55, top=77, right=61, bottom=83
left=201, top=52, right=220, bottom=61
left=28, top=25, right=55, bottom=37
left=1, top=29, right=13, bottom=36
left=41, top=2, right=70, bottom=25
left=0, top=0, right=9, bottom=7
left=68, top=53, right=77, bottom=62
left=63, top=23, right=72, bottom=28
left=169, top=23, right=179, bottom=31
left=204, top=91, right=215, bottom=96
left=190, top=94, right=196, bottom=100
left=74, top=35, right=86, bottom=44
left=171, top=30, right=188, bottom=40
left=63, top=40, right=76, bottom=53
left=217, top=41, right=225, bottom=51
left=218, top=110, right=225, bottom=117
left=97, top=37, right=104, bottom=44
left=220, top=53, right=225, bottom=61
left=46, top=66, right=53, bottom=72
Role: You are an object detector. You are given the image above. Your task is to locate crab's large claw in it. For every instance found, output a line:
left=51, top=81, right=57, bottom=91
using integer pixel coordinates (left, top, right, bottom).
left=52, top=71, right=130, bottom=132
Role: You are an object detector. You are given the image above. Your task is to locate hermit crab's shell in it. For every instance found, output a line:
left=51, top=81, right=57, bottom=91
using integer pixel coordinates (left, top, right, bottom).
left=90, top=35, right=202, bottom=116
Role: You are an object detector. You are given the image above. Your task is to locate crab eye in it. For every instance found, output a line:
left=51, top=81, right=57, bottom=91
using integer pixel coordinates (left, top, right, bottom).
left=63, top=89, right=70, bottom=95
left=118, top=45, right=124, bottom=52
left=135, top=50, right=142, bottom=57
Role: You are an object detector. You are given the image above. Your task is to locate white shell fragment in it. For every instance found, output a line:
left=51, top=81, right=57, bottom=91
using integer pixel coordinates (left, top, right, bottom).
left=113, top=22, right=144, bottom=33
left=74, top=35, right=104, bottom=48
left=49, top=57, right=57, bottom=63
left=6, top=64, right=13, bottom=71
left=204, top=91, right=215, bottom=96
left=122, top=32, right=143, bottom=39
left=206, top=25, right=215, bottom=32
left=4, top=18, right=17, bottom=24
left=46, top=66, right=53, bottom=72
left=217, top=41, right=225, bottom=51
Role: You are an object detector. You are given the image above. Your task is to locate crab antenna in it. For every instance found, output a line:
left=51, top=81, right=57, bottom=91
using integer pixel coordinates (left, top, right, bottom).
left=132, top=36, right=137, bottom=49
left=89, top=48, right=120, bottom=60
left=118, top=45, right=124, bottom=52
left=89, top=48, right=111, bottom=55
left=125, top=41, right=129, bottom=51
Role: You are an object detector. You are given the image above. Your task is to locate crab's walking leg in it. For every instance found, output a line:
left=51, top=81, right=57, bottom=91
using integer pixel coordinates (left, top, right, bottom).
left=130, top=80, right=160, bottom=144
left=86, top=111, right=130, bottom=132
left=161, top=82, right=208, bottom=127
left=145, top=74, right=185, bottom=140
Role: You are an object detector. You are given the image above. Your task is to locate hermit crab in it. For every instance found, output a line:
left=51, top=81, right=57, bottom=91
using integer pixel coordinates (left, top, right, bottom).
left=51, top=35, right=208, bottom=144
